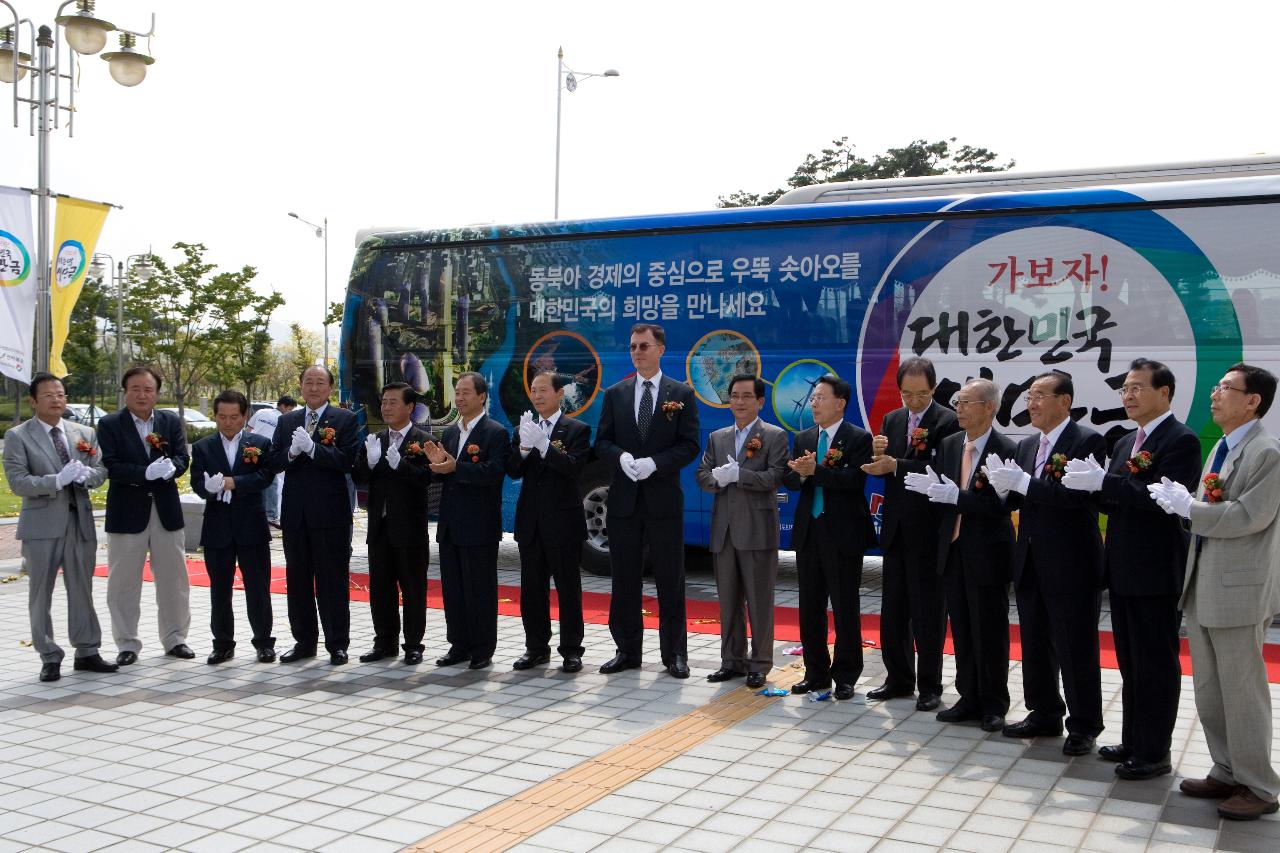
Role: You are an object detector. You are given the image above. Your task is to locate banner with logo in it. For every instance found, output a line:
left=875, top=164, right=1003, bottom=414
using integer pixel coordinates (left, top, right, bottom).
left=49, top=196, right=111, bottom=377
left=0, top=186, right=36, bottom=384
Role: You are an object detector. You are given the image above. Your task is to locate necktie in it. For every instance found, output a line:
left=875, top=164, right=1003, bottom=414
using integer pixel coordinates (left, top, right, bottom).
left=389, top=431, right=402, bottom=450
left=637, top=380, right=654, bottom=442
left=1035, top=434, right=1051, bottom=476
left=50, top=426, right=71, bottom=466
left=542, top=419, right=553, bottom=435
left=812, top=429, right=828, bottom=518
left=306, top=410, right=319, bottom=433
left=908, top=412, right=920, bottom=444
left=1196, top=439, right=1231, bottom=555
left=953, top=440, right=976, bottom=541
left=1132, top=427, right=1147, bottom=455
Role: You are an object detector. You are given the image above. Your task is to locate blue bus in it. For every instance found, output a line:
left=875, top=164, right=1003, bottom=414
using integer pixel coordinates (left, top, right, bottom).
left=339, top=159, right=1280, bottom=574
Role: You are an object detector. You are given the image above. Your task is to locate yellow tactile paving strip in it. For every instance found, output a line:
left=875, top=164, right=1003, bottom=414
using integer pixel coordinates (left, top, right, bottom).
left=406, top=662, right=807, bottom=853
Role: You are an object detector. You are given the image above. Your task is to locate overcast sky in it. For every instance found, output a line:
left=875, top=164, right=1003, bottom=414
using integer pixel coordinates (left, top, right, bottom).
left=3, top=0, right=1277, bottom=336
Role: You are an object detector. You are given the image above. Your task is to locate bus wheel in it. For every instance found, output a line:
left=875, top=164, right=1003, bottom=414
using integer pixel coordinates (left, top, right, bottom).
left=580, top=466, right=612, bottom=576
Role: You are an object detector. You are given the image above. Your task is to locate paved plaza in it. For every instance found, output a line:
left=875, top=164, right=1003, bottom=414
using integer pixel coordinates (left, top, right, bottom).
left=0, top=512, right=1277, bottom=852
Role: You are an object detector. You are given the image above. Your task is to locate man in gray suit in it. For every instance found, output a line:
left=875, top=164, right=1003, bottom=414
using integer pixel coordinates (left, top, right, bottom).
left=695, top=374, right=789, bottom=689
left=1150, top=362, right=1280, bottom=821
left=2, top=374, right=117, bottom=682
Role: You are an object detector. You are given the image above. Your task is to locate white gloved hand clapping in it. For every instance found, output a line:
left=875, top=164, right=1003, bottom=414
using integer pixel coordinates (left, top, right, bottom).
left=1062, top=457, right=1105, bottom=492
left=144, top=457, right=170, bottom=481
left=719, top=454, right=740, bottom=484
left=292, top=426, right=315, bottom=456
left=386, top=440, right=401, bottom=470
left=926, top=472, right=959, bottom=505
left=903, top=465, right=940, bottom=496
left=988, top=463, right=1030, bottom=495
left=1148, top=476, right=1193, bottom=518
left=203, top=471, right=225, bottom=494
left=55, top=460, right=83, bottom=489
left=518, top=419, right=542, bottom=449
left=365, top=433, right=381, bottom=467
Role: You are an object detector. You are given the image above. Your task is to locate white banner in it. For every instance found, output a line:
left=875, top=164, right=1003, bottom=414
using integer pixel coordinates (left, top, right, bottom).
left=0, top=186, right=36, bottom=384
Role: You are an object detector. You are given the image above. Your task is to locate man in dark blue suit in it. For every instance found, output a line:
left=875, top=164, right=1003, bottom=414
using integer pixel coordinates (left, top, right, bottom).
left=271, top=366, right=360, bottom=665
left=426, top=372, right=511, bottom=670
left=594, top=323, right=701, bottom=679
left=99, top=366, right=193, bottom=666
left=190, top=390, right=277, bottom=665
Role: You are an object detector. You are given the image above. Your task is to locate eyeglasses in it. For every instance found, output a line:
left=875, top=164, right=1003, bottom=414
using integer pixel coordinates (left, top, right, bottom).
left=899, top=391, right=933, bottom=401
left=1118, top=384, right=1149, bottom=397
left=953, top=399, right=987, bottom=409
left=1023, top=392, right=1060, bottom=404
left=809, top=394, right=830, bottom=403
left=1211, top=383, right=1249, bottom=395
left=727, top=393, right=758, bottom=402
left=629, top=342, right=657, bottom=352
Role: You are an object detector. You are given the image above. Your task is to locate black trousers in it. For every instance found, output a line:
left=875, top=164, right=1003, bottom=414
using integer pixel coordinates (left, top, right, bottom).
left=282, top=524, right=350, bottom=652
left=607, top=495, right=686, bottom=665
left=1111, top=591, right=1182, bottom=760
left=1014, top=556, right=1104, bottom=736
left=205, top=541, right=273, bottom=652
left=519, top=535, right=585, bottom=658
left=796, top=513, right=864, bottom=687
left=438, top=529, right=498, bottom=661
left=368, top=530, right=429, bottom=653
left=944, top=550, right=1010, bottom=716
left=880, top=542, right=947, bottom=695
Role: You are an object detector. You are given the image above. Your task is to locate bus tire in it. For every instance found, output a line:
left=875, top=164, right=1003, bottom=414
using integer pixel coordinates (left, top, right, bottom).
left=579, top=462, right=613, bottom=576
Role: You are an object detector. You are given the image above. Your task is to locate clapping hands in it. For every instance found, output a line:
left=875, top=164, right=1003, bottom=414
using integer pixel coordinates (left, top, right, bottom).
left=290, top=426, right=314, bottom=457
left=711, top=454, right=740, bottom=488
left=1062, top=457, right=1105, bottom=492
left=144, top=457, right=176, bottom=481
left=364, top=433, right=381, bottom=467
left=55, top=460, right=86, bottom=489
left=1147, top=476, right=1193, bottom=518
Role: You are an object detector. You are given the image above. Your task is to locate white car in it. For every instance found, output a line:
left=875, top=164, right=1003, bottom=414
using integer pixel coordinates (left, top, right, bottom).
left=159, top=407, right=216, bottom=428
left=63, top=403, right=110, bottom=426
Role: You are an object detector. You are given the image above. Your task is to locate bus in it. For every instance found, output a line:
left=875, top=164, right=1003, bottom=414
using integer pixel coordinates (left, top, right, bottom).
left=339, top=157, right=1280, bottom=574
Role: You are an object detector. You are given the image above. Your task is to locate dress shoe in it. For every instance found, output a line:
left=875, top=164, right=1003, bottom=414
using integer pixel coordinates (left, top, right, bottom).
left=1063, top=733, right=1096, bottom=756
left=746, top=672, right=766, bottom=689
left=667, top=656, right=690, bottom=679
left=1218, top=787, right=1280, bottom=820
left=936, top=704, right=981, bottom=723
left=512, top=651, right=551, bottom=671
left=599, top=653, right=640, bottom=674
left=468, top=657, right=492, bottom=670
left=206, top=649, right=234, bottom=665
left=1179, top=775, right=1239, bottom=799
left=166, top=643, right=196, bottom=659
left=866, top=684, right=914, bottom=702
left=790, top=679, right=831, bottom=695
left=436, top=650, right=469, bottom=667
left=73, top=654, right=118, bottom=673
left=279, top=646, right=316, bottom=663
left=359, top=648, right=393, bottom=663
left=404, top=650, right=423, bottom=665
left=980, top=715, right=1006, bottom=732
left=115, top=651, right=137, bottom=666
left=833, top=683, right=856, bottom=701
left=256, top=647, right=277, bottom=663
left=1098, top=744, right=1132, bottom=763
left=1115, top=756, right=1172, bottom=781
left=1002, top=718, right=1064, bottom=739
left=39, top=662, right=60, bottom=682
left=706, top=668, right=746, bottom=683
left=916, top=693, right=941, bottom=712
left=561, top=656, right=583, bottom=673
left=330, top=650, right=348, bottom=665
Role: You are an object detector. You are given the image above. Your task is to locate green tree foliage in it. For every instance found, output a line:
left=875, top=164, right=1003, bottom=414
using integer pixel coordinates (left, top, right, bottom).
left=718, top=137, right=1016, bottom=207
left=61, top=275, right=115, bottom=414
left=288, top=322, right=321, bottom=375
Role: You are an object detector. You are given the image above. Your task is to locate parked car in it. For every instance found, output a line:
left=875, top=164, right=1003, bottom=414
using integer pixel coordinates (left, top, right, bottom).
left=64, top=403, right=110, bottom=426
left=250, top=400, right=276, bottom=413
left=159, top=407, right=216, bottom=428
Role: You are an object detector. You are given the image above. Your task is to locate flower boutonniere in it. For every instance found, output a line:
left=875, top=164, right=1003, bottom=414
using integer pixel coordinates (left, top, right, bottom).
left=466, top=443, right=481, bottom=463
left=910, top=427, right=929, bottom=453
left=318, top=427, right=337, bottom=446
left=75, top=438, right=96, bottom=457
left=405, top=441, right=427, bottom=458
left=745, top=436, right=762, bottom=459
left=660, top=400, right=684, bottom=420
left=551, top=439, right=565, bottom=452
left=1044, top=452, right=1068, bottom=479
left=972, top=469, right=990, bottom=490
left=823, top=445, right=844, bottom=468
left=1202, top=472, right=1225, bottom=503
left=145, top=432, right=169, bottom=456
left=241, top=445, right=263, bottom=466
left=1125, top=449, right=1153, bottom=475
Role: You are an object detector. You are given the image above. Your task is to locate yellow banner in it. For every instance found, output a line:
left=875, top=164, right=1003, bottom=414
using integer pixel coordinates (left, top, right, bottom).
left=49, top=197, right=111, bottom=377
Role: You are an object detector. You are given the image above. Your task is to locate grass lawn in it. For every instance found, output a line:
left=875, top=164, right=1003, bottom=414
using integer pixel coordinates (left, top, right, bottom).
left=0, top=465, right=192, bottom=518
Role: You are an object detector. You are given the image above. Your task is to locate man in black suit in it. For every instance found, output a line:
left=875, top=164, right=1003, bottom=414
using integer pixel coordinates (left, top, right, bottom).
left=352, top=382, right=434, bottom=665
left=860, top=356, right=960, bottom=711
left=99, top=366, right=194, bottom=665
left=1061, top=359, right=1201, bottom=779
left=916, top=378, right=1017, bottom=731
left=987, top=371, right=1106, bottom=755
left=506, top=371, right=590, bottom=673
left=271, top=365, right=360, bottom=665
left=190, top=390, right=277, bottom=665
left=782, top=374, right=876, bottom=700
left=426, top=372, right=511, bottom=670
left=595, top=323, right=701, bottom=679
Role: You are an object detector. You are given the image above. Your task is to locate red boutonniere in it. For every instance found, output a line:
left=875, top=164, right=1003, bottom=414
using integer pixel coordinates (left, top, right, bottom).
left=318, top=427, right=337, bottom=446
left=661, top=400, right=684, bottom=420
left=1125, top=449, right=1153, bottom=475
left=241, top=445, right=263, bottom=465
left=466, top=443, right=481, bottom=463
left=75, top=438, right=96, bottom=457
left=745, top=436, right=762, bottom=459
left=973, top=469, right=990, bottom=490
left=910, top=427, right=929, bottom=453
left=1044, top=453, right=1068, bottom=479
left=1202, top=472, right=1225, bottom=503
left=551, top=439, right=565, bottom=452
left=145, top=431, right=166, bottom=452
left=823, top=446, right=844, bottom=468
left=404, top=441, right=427, bottom=458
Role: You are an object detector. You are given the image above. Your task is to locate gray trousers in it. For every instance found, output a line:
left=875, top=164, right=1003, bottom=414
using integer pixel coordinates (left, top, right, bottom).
left=713, top=545, right=777, bottom=672
left=1185, top=599, right=1280, bottom=801
left=106, top=506, right=189, bottom=653
left=24, top=510, right=102, bottom=664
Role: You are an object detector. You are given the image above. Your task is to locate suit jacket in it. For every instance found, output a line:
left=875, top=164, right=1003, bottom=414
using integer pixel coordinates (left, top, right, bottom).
left=594, top=375, right=700, bottom=519
left=270, top=404, right=359, bottom=530
left=1095, top=416, right=1202, bottom=597
left=695, top=419, right=788, bottom=553
left=878, top=403, right=961, bottom=554
left=434, top=414, right=510, bottom=548
left=782, top=420, right=877, bottom=554
left=933, top=429, right=1017, bottom=584
left=352, top=425, right=434, bottom=545
left=1182, top=422, right=1280, bottom=627
left=2, top=418, right=107, bottom=542
left=189, top=431, right=274, bottom=549
left=505, top=415, right=590, bottom=546
left=99, top=407, right=190, bottom=534
left=1007, top=419, right=1106, bottom=594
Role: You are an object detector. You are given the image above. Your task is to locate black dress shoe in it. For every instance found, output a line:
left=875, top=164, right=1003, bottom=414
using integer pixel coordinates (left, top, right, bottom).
left=561, top=656, right=583, bottom=673
left=436, top=650, right=469, bottom=667
left=206, top=649, right=234, bottom=665
left=667, top=656, right=690, bottom=679
left=330, top=650, right=348, bottom=665
left=115, top=650, right=137, bottom=666
left=834, top=683, right=856, bottom=701
left=1116, top=756, right=1172, bottom=781
left=706, top=668, right=746, bottom=683
left=39, top=662, right=60, bottom=682
left=746, top=672, right=766, bottom=689
left=981, top=715, right=1006, bottom=732
left=916, top=693, right=941, bottom=712
left=256, top=648, right=277, bottom=663
left=166, top=644, right=196, bottom=659
left=512, top=651, right=551, bottom=671
left=73, top=654, right=119, bottom=673
left=468, top=657, right=492, bottom=670
left=1063, top=733, right=1096, bottom=756
left=936, top=704, right=981, bottom=723
left=599, top=653, right=640, bottom=674
left=279, top=646, right=316, bottom=663
left=1002, top=718, right=1064, bottom=739
left=866, top=684, right=914, bottom=701
left=1098, top=743, right=1132, bottom=763
left=359, top=648, right=393, bottom=663
left=404, top=650, right=423, bottom=665
left=791, top=678, right=831, bottom=695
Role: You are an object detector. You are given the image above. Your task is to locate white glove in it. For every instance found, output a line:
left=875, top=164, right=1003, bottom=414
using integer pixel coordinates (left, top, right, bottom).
left=518, top=420, right=542, bottom=449
left=532, top=425, right=551, bottom=455
left=55, top=460, right=83, bottom=489
left=1062, top=457, right=1105, bottom=492
left=145, top=457, right=171, bottom=481
left=365, top=434, right=381, bottom=467
left=220, top=490, right=232, bottom=504
left=984, top=452, right=1005, bottom=474
left=926, top=472, right=959, bottom=505
left=519, top=410, right=535, bottom=430
left=386, top=440, right=401, bottom=470
left=903, top=465, right=940, bottom=496
left=619, top=451, right=638, bottom=482
left=719, top=454, right=740, bottom=484
left=74, top=463, right=91, bottom=484
left=633, top=457, right=657, bottom=481
left=203, top=471, right=225, bottom=494
left=711, top=464, right=731, bottom=488
left=1148, top=476, right=1193, bottom=518
left=988, top=464, right=1030, bottom=495
left=292, top=426, right=315, bottom=456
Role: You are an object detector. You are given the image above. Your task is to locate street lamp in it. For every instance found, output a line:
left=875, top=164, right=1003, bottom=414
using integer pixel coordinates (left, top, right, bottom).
left=554, top=47, right=618, bottom=219
left=88, top=251, right=153, bottom=407
left=288, top=211, right=329, bottom=366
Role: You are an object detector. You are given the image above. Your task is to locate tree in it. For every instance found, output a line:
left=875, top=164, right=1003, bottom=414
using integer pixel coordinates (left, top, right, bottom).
left=61, top=275, right=115, bottom=416
left=288, top=323, right=321, bottom=374
left=719, top=137, right=1016, bottom=207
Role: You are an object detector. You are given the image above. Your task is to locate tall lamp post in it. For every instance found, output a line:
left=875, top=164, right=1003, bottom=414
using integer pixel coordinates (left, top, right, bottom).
left=287, top=211, right=329, bottom=366
left=0, top=0, right=157, bottom=375
left=554, top=47, right=618, bottom=219
left=88, top=250, right=153, bottom=407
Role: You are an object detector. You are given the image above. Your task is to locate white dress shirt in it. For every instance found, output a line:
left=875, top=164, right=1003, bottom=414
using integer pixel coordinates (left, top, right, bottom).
left=634, top=370, right=663, bottom=423
left=456, top=413, right=486, bottom=457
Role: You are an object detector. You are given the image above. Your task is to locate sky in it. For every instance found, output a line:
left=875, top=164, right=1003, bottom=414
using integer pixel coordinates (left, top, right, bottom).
left=3, top=0, right=1278, bottom=340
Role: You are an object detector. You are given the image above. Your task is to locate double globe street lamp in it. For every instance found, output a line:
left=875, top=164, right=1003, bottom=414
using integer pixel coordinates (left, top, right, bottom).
left=87, top=251, right=154, bottom=407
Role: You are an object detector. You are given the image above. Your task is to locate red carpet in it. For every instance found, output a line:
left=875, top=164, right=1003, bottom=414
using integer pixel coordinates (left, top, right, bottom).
left=95, top=560, right=1280, bottom=682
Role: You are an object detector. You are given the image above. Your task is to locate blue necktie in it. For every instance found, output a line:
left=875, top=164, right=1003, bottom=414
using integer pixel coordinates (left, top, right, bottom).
left=1196, top=439, right=1230, bottom=554
left=812, top=429, right=828, bottom=518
